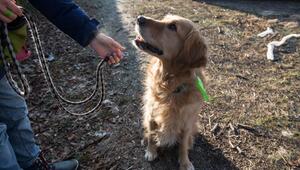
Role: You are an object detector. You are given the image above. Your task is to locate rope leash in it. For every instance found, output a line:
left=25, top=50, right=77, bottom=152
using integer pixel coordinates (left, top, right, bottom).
left=0, top=11, right=108, bottom=116
left=0, top=22, right=31, bottom=98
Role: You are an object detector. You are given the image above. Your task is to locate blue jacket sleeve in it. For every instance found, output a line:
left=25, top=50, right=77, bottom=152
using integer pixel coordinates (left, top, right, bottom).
left=28, top=0, right=100, bottom=47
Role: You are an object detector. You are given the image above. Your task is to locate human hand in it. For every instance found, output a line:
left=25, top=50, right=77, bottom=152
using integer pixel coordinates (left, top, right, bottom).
left=0, top=0, right=22, bottom=23
left=90, top=33, right=125, bottom=65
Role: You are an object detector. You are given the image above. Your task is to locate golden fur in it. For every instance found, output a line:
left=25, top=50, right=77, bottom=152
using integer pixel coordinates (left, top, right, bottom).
left=134, top=15, right=208, bottom=170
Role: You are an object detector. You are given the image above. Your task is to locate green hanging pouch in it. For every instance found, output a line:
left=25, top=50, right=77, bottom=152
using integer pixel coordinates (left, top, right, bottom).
left=7, top=16, right=28, bottom=54
left=1, top=16, right=28, bottom=64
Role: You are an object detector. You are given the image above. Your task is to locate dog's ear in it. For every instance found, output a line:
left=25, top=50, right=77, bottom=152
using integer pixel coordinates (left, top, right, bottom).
left=176, top=30, right=207, bottom=69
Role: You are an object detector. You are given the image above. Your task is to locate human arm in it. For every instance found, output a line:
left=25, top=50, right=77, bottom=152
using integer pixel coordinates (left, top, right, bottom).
left=0, top=0, right=124, bottom=64
left=28, top=0, right=125, bottom=64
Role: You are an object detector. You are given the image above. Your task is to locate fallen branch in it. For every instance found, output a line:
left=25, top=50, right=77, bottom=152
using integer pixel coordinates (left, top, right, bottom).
left=267, top=33, right=300, bottom=60
left=257, top=27, right=274, bottom=37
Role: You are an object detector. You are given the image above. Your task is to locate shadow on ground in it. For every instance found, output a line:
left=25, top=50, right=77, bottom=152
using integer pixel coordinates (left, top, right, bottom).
left=123, top=0, right=300, bottom=169
left=26, top=0, right=272, bottom=169
left=194, top=0, right=300, bottom=21
left=149, top=135, right=237, bottom=170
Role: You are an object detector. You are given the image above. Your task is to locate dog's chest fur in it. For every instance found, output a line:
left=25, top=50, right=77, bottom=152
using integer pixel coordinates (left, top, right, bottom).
left=143, top=59, right=203, bottom=146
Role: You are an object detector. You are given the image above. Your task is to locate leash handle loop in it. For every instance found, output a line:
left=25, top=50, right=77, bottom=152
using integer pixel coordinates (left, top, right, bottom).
left=22, top=10, right=107, bottom=116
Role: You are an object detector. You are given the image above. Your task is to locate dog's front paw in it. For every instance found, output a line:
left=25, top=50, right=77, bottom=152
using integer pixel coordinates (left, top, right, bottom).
left=141, top=139, right=145, bottom=146
left=144, top=149, right=158, bottom=161
left=180, top=161, right=195, bottom=170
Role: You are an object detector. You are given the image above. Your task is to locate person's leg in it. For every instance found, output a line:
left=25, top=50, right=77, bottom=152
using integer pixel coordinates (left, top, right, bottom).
left=0, top=76, right=78, bottom=170
left=0, top=123, right=21, bottom=170
left=6, top=116, right=41, bottom=168
left=0, top=76, right=40, bottom=169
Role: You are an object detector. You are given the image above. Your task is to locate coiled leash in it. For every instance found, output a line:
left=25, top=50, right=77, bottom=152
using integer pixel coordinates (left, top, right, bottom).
left=0, top=11, right=109, bottom=116
left=0, top=21, right=31, bottom=98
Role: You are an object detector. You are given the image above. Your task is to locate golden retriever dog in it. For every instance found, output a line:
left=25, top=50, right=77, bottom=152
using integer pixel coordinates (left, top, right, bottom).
left=133, top=15, right=208, bottom=170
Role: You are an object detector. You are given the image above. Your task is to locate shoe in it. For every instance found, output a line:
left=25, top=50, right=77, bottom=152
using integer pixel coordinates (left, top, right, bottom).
left=49, top=159, right=79, bottom=170
left=24, top=153, right=79, bottom=170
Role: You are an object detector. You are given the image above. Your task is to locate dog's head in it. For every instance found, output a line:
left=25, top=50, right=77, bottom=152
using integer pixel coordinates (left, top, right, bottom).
left=134, top=15, right=207, bottom=70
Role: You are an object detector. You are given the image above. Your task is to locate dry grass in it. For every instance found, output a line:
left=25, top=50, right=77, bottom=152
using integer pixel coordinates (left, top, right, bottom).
left=124, top=0, right=300, bottom=169
left=23, top=0, right=299, bottom=169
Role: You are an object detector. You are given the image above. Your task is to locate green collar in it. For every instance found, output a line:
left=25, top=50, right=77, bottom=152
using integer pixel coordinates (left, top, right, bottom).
left=195, top=75, right=210, bottom=103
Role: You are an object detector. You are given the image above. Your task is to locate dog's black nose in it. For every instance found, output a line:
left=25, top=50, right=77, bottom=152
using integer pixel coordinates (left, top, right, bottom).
left=137, top=15, right=146, bottom=26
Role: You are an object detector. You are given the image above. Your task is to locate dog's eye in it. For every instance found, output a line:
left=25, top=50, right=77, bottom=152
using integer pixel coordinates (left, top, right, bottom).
left=167, top=23, right=177, bottom=31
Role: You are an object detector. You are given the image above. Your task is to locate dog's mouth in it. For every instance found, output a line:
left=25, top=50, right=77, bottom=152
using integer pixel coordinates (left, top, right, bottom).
left=134, top=35, right=163, bottom=55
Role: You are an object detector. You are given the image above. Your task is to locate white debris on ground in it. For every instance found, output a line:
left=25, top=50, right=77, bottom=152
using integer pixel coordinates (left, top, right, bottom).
left=257, top=27, right=274, bottom=37
left=281, top=130, right=294, bottom=138
left=103, top=99, right=120, bottom=114
left=47, top=53, right=55, bottom=62
left=267, top=34, right=300, bottom=60
left=94, top=131, right=111, bottom=138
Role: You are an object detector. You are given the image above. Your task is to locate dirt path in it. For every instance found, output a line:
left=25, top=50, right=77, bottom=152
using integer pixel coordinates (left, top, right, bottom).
left=25, top=0, right=145, bottom=169
left=24, top=0, right=300, bottom=169
left=25, top=0, right=236, bottom=169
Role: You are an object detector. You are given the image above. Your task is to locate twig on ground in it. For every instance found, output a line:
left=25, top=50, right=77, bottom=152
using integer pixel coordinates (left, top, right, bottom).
left=236, top=146, right=243, bottom=154
left=109, top=164, right=119, bottom=170
left=237, top=123, right=261, bottom=136
left=208, top=114, right=213, bottom=129
left=228, top=139, right=235, bottom=148
left=229, top=123, right=235, bottom=131
left=228, top=139, right=243, bottom=154
left=28, top=106, right=38, bottom=112
left=228, top=122, right=239, bottom=136
left=126, top=166, right=134, bottom=170
left=279, top=153, right=289, bottom=165
left=235, top=75, right=249, bottom=81
left=64, top=133, right=111, bottom=160
left=211, top=123, right=221, bottom=136
left=116, top=27, right=123, bottom=33
left=228, top=124, right=243, bottom=154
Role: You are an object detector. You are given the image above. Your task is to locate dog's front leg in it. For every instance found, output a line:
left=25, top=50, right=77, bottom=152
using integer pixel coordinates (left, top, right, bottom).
left=144, top=120, right=158, bottom=161
left=179, top=132, right=194, bottom=170
left=145, top=133, right=158, bottom=161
